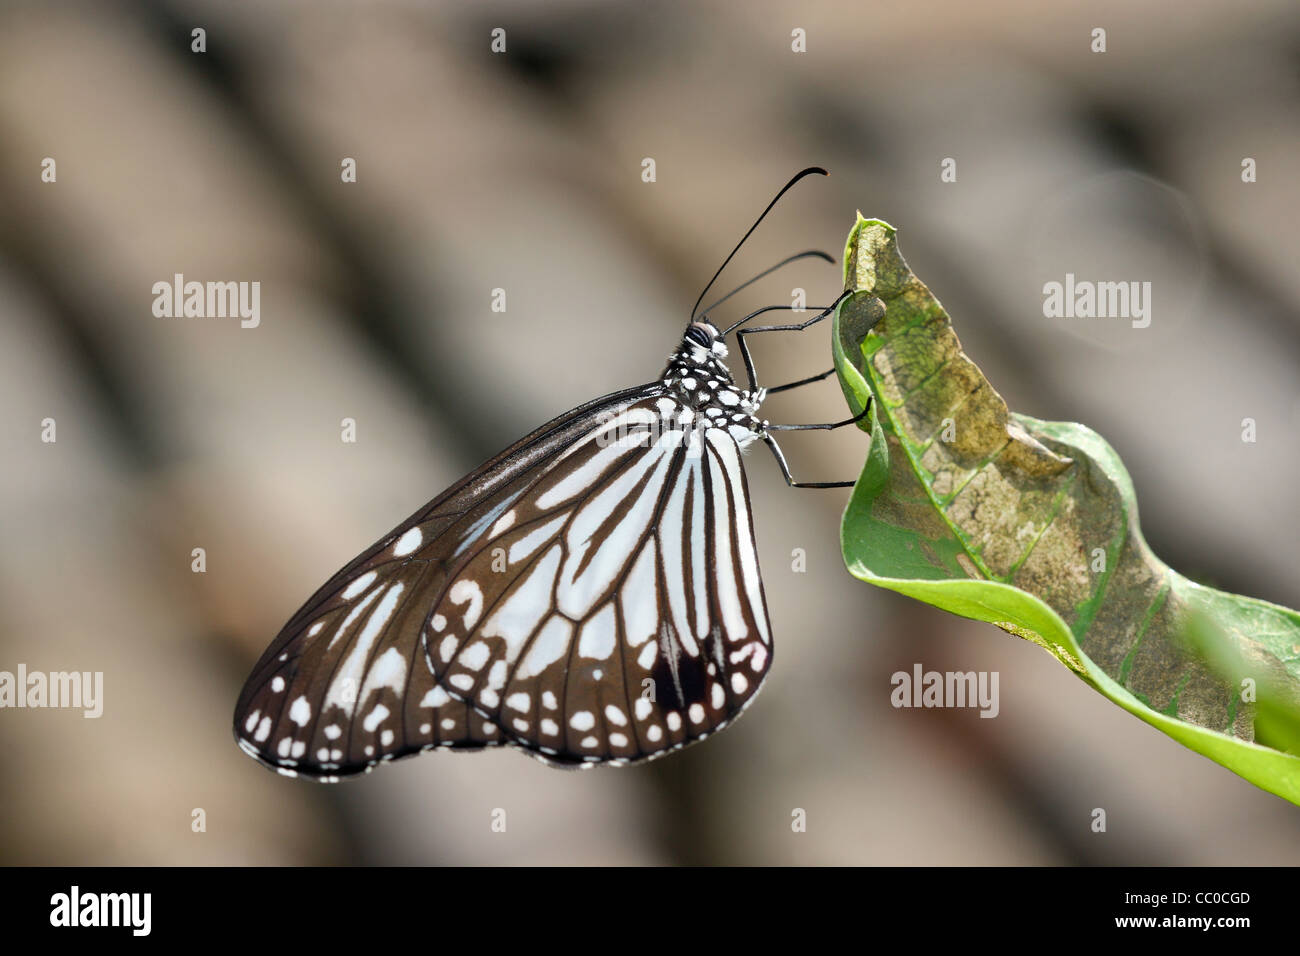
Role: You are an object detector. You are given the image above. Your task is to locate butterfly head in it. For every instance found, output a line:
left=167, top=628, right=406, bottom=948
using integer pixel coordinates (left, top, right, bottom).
left=669, top=320, right=734, bottom=386
left=663, top=320, right=765, bottom=429
left=682, top=320, right=729, bottom=362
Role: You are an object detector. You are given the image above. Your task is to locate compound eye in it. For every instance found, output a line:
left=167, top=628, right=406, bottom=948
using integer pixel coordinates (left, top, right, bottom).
left=684, top=323, right=715, bottom=348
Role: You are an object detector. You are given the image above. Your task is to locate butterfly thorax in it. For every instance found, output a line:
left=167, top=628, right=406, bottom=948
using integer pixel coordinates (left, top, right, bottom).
left=661, top=334, right=765, bottom=443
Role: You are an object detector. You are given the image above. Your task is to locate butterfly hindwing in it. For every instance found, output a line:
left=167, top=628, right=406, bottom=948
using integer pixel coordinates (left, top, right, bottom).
left=434, top=399, right=774, bottom=765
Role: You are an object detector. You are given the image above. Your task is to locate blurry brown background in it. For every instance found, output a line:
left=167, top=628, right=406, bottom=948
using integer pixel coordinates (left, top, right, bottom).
left=1, top=0, right=1297, bottom=864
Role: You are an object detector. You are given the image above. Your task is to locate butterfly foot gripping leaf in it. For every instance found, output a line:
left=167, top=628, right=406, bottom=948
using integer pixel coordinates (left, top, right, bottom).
left=833, top=214, right=1300, bottom=806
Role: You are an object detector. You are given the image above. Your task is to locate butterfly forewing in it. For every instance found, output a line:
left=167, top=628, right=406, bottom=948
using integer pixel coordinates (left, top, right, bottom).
left=235, top=384, right=668, bottom=777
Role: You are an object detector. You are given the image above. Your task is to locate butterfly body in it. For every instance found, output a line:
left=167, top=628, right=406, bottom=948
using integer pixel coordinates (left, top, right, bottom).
left=235, top=321, right=776, bottom=779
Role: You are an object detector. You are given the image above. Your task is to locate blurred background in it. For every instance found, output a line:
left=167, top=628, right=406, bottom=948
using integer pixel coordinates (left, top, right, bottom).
left=0, top=0, right=1297, bottom=865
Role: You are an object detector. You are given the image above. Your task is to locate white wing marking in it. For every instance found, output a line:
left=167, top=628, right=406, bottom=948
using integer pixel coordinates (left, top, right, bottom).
left=557, top=438, right=674, bottom=618
left=620, top=539, right=658, bottom=648
left=325, top=583, right=405, bottom=716
left=658, top=450, right=699, bottom=657
left=478, top=542, right=563, bottom=656
left=687, top=457, right=710, bottom=639
left=705, top=437, right=747, bottom=641
left=709, top=429, right=769, bottom=645
left=577, top=603, right=617, bottom=660
left=516, top=615, right=574, bottom=680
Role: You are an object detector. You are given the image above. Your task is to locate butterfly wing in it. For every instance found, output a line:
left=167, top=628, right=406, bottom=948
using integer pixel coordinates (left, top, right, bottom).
left=234, top=386, right=774, bottom=778
left=233, top=383, right=660, bottom=778
left=434, top=419, right=774, bottom=765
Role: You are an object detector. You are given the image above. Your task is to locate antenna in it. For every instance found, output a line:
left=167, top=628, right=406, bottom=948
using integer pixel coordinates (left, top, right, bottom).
left=698, top=249, right=833, bottom=320
left=689, top=167, right=828, bottom=322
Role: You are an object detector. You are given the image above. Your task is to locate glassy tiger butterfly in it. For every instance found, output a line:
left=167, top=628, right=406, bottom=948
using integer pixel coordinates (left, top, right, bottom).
left=233, top=168, right=872, bottom=779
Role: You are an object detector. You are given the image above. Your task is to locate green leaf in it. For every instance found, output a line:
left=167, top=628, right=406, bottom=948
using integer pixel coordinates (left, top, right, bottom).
left=833, top=214, right=1300, bottom=805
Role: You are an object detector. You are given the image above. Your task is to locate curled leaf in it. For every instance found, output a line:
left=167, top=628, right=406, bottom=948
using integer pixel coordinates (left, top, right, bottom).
left=834, top=215, right=1300, bottom=805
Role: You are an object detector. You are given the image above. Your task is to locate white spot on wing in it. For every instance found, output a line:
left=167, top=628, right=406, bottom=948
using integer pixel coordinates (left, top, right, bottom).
left=363, top=703, right=390, bottom=732
left=342, top=571, right=377, bottom=601
left=490, top=510, right=517, bottom=537
left=637, top=642, right=658, bottom=670
left=515, top=615, right=573, bottom=680
left=420, top=686, right=451, bottom=708
left=459, top=641, right=490, bottom=671
left=393, top=527, right=423, bottom=556
left=577, top=603, right=617, bottom=660
left=360, top=646, right=407, bottom=703
left=449, top=580, right=484, bottom=631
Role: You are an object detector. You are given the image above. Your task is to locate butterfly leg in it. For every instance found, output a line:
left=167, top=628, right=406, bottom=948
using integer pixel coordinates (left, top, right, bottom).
left=761, top=432, right=858, bottom=489
left=733, top=289, right=853, bottom=392
left=763, top=366, right=836, bottom=394
left=765, top=400, right=871, bottom=432
left=758, top=395, right=872, bottom=488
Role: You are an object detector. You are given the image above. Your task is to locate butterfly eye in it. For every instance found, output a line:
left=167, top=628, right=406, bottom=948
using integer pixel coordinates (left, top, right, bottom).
left=684, top=324, right=715, bottom=348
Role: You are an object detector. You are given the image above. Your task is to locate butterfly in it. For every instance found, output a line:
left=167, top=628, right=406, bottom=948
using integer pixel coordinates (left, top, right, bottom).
left=233, top=168, right=871, bottom=780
